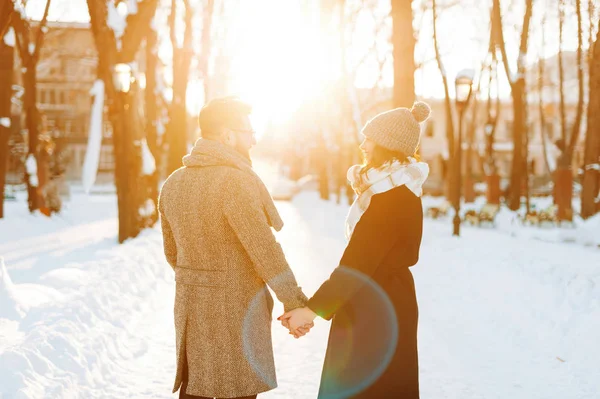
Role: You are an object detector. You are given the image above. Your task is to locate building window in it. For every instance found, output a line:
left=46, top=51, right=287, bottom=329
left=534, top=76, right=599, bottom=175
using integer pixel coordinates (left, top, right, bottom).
left=49, top=90, right=56, bottom=105
left=98, top=145, right=115, bottom=171
left=505, top=120, right=513, bottom=140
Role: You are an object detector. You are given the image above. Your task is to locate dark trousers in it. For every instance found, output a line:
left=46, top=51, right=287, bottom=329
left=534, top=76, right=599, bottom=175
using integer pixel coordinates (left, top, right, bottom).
left=179, top=358, right=257, bottom=399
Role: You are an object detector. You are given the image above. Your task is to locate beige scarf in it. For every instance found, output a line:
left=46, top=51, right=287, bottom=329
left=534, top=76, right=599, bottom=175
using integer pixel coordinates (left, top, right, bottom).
left=345, top=158, right=429, bottom=240
left=182, top=138, right=284, bottom=231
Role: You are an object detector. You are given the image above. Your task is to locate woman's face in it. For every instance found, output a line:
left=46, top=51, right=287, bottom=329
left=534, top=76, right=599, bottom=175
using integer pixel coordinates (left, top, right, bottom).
left=359, top=137, right=377, bottom=164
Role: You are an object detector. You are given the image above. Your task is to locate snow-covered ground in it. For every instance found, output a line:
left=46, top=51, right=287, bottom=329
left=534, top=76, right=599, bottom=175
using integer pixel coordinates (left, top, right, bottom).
left=1, top=177, right=599, bottom=398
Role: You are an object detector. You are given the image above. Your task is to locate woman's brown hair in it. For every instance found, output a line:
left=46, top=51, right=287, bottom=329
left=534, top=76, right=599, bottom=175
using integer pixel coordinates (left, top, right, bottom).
left=361, top=144, right=420, bottom=175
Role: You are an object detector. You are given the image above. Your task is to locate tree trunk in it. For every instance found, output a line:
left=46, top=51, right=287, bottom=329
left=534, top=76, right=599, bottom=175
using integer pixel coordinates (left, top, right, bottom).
left=508, top=79, right=526, bottom=210
left=555, top=0, right=584, bottom=220
left=391, top=0, right=415, bottom=108
left=432, top=0, right=456, bottom=204
left=0, top=42, right=13, bottom=218
left=87, top=0, right=158, bottom=243
left=484, top=35, right=501, bottom=204
left=145, top=28, right=159, bottom=224
left=109, top=92, right=132, bottom=241
left=317, top=136, right=330, bottom=201
left=0, top=1, right=13, bottom=39
left=581, top=28, right=600, bottom=219
left=464, top=67, right=484, bottom=203
left=167, top=0, right=193, bottom=175
left=492, top=0, right=533, bottom=211
left=199, top=0, right=215, bottom=101
left=23, top=67, right=43, bottom=212
left=12, top=0, right=52, bottom=213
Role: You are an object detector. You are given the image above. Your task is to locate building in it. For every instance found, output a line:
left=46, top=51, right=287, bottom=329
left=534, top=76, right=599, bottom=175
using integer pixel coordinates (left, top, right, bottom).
left=11, top=21, right=115, bottom=182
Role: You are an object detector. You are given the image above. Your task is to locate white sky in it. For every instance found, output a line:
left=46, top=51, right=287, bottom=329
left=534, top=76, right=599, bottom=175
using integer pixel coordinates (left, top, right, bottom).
left=24, top=0, right=597, bottom=127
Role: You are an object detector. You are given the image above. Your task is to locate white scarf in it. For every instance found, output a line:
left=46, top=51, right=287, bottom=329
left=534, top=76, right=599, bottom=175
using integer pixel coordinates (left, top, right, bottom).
left=345, top=158, right=429, bottom=240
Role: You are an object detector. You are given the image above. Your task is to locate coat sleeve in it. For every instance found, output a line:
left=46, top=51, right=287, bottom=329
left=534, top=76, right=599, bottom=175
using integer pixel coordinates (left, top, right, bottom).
left=160, top=215, right=177, bottom=270
left=224, top=175, right=307, bottom=312
left=307, top=192, right=415, bottom=320
left=158, top=192, right=177, bottom=270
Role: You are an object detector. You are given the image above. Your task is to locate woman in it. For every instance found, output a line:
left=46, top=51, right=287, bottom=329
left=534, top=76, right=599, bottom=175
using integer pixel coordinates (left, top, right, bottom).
left=279, top=101, right=430, bottom=399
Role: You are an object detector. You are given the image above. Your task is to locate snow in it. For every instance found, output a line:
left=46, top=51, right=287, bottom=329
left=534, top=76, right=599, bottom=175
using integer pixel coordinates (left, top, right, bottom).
left=140, top=138, right=156, bottom=175
left=456, top=68, right=475, bottom=81
left=25, top=154, right=38, bottom=187
left=1, top=166, right=599, bottom=398
left=127, top=0, right=139, bottom=16
left=13, top=0, right=27, bottom=19
left=82, top=80, right=105, bottom=194
left=107, top=1, right=128, bottom=48
left=585, top=163, right=600, bottom=171
left=0, top=257, right=25, bottom=320
left=0, top=117, right=11, bottom=128
left=156, top=119, right=166, bottom=136
left=3, top=28, right=15, bottom=47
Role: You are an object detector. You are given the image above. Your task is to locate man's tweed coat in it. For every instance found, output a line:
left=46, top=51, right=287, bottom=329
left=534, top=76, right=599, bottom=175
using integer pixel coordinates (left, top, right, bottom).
left=158, top=139, right=307, bottom=398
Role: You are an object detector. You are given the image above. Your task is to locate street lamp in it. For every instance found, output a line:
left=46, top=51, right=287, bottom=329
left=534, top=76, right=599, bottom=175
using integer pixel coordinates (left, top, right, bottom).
left=453, top=69, right=474, bottom=236
left=112, top=63, right=133, bottom=93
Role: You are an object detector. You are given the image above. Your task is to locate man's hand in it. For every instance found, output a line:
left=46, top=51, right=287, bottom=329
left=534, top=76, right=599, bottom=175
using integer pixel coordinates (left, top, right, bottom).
left=277, top=307, right=317, bottom=338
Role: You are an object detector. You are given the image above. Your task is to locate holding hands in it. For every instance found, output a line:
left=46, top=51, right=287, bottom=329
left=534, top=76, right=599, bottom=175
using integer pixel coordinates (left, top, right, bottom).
left=277, top=307, right=317, bottom=339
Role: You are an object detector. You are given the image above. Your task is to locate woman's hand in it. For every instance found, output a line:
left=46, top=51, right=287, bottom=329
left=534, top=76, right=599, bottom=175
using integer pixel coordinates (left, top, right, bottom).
left=277, top=307, right=317, bottom=338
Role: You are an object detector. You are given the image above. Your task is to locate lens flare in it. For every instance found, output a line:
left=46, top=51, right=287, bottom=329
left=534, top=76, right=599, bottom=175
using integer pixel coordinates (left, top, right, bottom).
left=317, top=266, right=399, bottom=399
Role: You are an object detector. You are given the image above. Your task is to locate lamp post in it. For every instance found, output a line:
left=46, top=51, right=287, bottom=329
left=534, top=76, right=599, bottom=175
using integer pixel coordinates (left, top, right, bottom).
left=452, top=70, right=474, bottom=236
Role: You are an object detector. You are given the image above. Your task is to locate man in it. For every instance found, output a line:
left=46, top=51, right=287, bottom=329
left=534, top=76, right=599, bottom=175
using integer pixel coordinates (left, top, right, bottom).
left=159, top=97, right=311, bottom=399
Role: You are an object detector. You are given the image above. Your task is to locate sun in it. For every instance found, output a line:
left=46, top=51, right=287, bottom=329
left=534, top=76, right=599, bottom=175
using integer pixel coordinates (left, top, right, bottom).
left=226, top=0, right=340, bottom=134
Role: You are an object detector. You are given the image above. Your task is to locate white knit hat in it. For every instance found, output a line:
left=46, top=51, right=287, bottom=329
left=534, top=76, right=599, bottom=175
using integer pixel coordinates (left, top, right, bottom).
left=361, top=101, right=431, bottom=155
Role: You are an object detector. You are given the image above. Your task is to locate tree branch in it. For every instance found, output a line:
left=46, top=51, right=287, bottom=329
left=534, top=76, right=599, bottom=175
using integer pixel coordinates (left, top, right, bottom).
left=432, top=0, right=455, bottom=157
left=32, top=0, right=52, bottom=64
left=567, top=0, right=585, bottom=156
left=0, top=0, right=14, bottom=39
left=120, top=0, right=159, bottom=62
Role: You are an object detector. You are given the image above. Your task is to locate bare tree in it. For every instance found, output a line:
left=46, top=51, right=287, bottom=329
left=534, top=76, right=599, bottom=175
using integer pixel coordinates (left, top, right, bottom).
left=86, top=0, right=159, bottom=242
left=0, top=0, right=15, bottom=38
left=483, top=48, right=502, bottom=204
left=491, top=0, right=534, bottom=211
left=166, top=0, right=193, bottom=175
left=12, top=0, right=51, bottom=213
left=198, top=0, right=214, bottom=100
left=464, top=64, right=485, bottom=203
left=391, top=0, right=415, bottom=108
left=0, top=23, right=15, bottom=218
left=537, top=12, right=553, bottom=178
left=581, top=27, right=600, bottom=218
left=554, top=0, right=585, bottom=221
left=145, top=25, right=160, bottom=224
left=432, top=0, right=456, bottom=202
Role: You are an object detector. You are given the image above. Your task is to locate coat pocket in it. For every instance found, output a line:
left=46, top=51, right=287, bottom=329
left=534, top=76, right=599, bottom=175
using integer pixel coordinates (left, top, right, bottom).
left=174, top=267, right=226, bottom=287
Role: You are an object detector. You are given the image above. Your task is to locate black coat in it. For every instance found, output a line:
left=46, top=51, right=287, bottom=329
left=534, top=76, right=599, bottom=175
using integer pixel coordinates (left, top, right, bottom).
left=307, top=185, right=422, bottom=399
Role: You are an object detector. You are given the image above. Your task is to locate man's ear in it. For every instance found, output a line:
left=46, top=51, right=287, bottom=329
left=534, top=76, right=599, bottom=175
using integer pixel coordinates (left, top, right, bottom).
left=221, top=128, right=236, bottom=146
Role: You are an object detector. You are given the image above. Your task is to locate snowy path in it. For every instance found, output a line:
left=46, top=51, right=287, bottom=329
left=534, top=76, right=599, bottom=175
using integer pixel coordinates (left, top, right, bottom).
left=1, top=189, right=600, bottom=398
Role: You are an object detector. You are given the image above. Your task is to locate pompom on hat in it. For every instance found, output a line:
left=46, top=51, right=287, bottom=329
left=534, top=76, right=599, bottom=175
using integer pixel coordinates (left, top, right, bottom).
left=361, top=101, right=431, bottom=155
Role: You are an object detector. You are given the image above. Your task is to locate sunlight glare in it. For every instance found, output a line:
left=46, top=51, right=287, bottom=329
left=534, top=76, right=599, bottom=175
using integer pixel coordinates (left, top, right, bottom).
left=227, top=0, right=340, bottom=134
